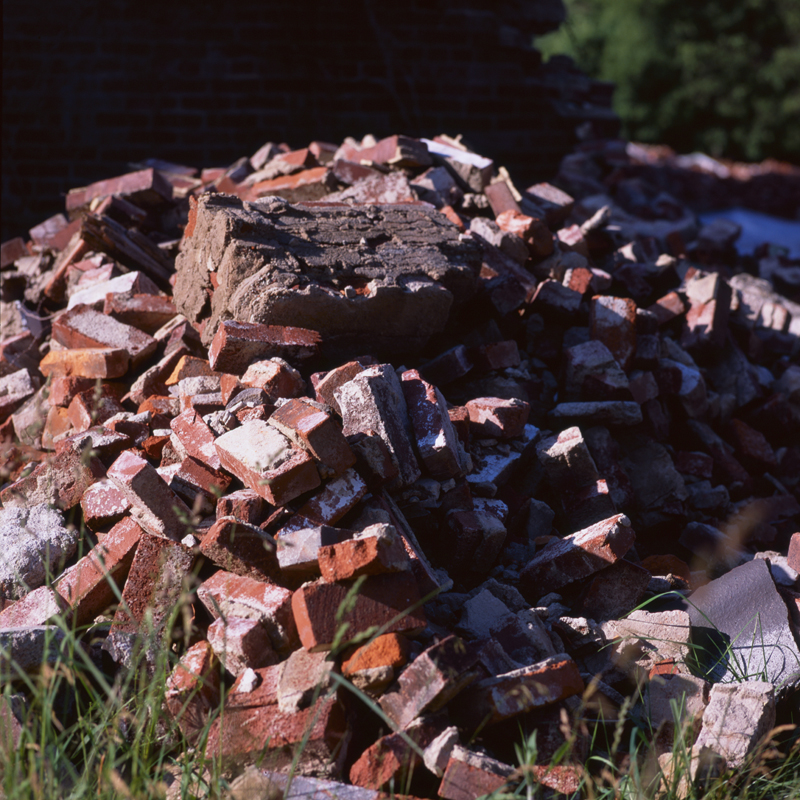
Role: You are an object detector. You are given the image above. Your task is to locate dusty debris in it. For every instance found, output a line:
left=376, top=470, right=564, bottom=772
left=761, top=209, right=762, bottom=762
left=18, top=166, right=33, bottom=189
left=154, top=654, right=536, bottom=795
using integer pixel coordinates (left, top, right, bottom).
left=1, top=129, right=799, bottom=795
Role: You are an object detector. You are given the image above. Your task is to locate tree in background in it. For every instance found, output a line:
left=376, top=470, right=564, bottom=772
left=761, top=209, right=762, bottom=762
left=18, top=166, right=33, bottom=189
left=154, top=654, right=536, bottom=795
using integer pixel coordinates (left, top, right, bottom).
left=538, top=0, right=800, bottom=164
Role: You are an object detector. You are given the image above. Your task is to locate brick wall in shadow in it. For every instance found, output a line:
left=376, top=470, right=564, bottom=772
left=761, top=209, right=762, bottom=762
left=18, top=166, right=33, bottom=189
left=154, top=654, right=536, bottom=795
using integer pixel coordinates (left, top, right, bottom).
left=2, top=0, right=618, bottom=241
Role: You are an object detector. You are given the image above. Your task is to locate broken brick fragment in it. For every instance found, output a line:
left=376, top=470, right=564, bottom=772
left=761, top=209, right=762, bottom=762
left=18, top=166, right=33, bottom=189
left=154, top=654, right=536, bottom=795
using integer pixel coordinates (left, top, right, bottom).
left=39, top=347, right=130, bottom=379
left=590, top=295, right=638, bottom=372
left=318, top=524, right=411, bottom=582
left=452, top=655, right=584, bottom=729
left=208, top=320, right=320, bottom=374
left=519, top=514, right=635, bottom=601
left=107, top=450, right=192, bottom=541
left=214, top=419, right=321, bottom=506
left=268, top=397, right=355, bottom=476
left=197, top=570, right=297, bottom=654
left=379, top=635, right=482, bottom=730
left=401, top=368, right=462, bottom=480
left=292, top=572, right=426, bottom=652
left=199, top=516, right=280, bottom=582
left=52, top=304, right=157, bottom=366
left=103, top=533, right=194, bottom=668
left=164, top=640, right=221, bottom=742
left=438, top=746, right=514, bottom=800
left=54, top=517, right=142, bottom=626
left=465, top=396, right=530, bottom=440
left=207, top=616, right=279, bottom=675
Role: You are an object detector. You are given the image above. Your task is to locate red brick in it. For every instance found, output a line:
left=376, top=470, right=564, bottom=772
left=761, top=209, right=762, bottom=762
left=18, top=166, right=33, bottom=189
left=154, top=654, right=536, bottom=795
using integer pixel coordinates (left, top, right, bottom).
left=0, top=445, right=105, bottom=510
left=44, top=234, right=90, bottom=302
left=335, top=364, right=421, bottom=488
left=563, top=265, right=594, bottom=294
left=0, top=369, right=39, bottom=421
left=216, top=488, right=267, bottom=526
left=55, top=426, right=131, bottom=464
left=54, top=517, right=142, bottom=625
left=207, top=616, right=279, bottom=675
left=590, top=295, right=638, bottom=372
left=268, top=398, right=355, bottom=476
left=219, top=373, right=243, bottom=405
left=104, top=533, right=194, bottom=667
left=65, top=168, right=172, bottom=212
left=349, top=716, right=441, bottom=790
left=648, top=291, right=685, bottom=325
left=167, top=456, right=233, bottom=513
left=169, top=408, right=221, bottom=470
left=496, top=209, right=554, bottom=260
left=251, top=166, right=337, bottom=202
left=52, top=304, right=157, bottom=366
left=206, top=695, right=349, bottom=775
left=107, top=450, right=193, bottom=541
left=524, top=182, right=574, bottom=227
left=577, top=559, right=651, bottom=619
left=681, top=272, right=732, bottom=352
left=0, top=332, right=40, bottom=377
left=439, top=748, right=514, bottom=800
left=728, top=419, right=777, bottom=469
left=104, top=292, right=177, bottom=334
left=179, top=390, right=224, bottom=416
left=292, top=572, right=426, bottom=652
left=164, top=355, right=218, bottom=385
left=39, top=347, right=130, bottom=379
left=674, top=450, right=714, bottom=480
left=339, top=135, right=432, bottom=168
left=440, top=204, right=466, bottom=231
left=465, top=396, right=530, bottom=439
left=295, top=468, right=368, bottom=526
left=127, top=346, right=190, bottom=405
left=139, top=393, right=179, bottom=418
left=453, top=655, right=584, bottom=729
left=379, top=635, right=482, bottom=729
left=197, top=571, right=297, bottom=655
left=41, top=406, right=72, bottom=450
left=0, top=237, right=29, bottom=269
left=48, top=376, right=97, bottom=408
left=0, top=586, right=67, bottom=628
left=484, top=181, right=520, bottom=217
left=341, top=632, right=410, bottom=676
left=372, top=491, right=446, bottom=597
left=80, top=478, right=132, bottom=530
left=557, top=224, right=590, bottom=257
left=66, top=386, right=125, bottom=432
left=199, top=516, right=281, bottom=582
left=519, top=514, right=636, bottom=600
left=275, top=522, right=353, bottom=577
left=214, top=419, right=321, bottom=506
left=318, top=525, right=411, bottom=582
left=226, top=663, right=283, bottom=708
left=241, top=358, right=305, bottom=401
left=400, top=369, right=462, bottom=480
left=346, top=431, right=399, bottom=489
left=208, top=320, right=321, bottom=374
left=164, top=641, right=221, bottom=742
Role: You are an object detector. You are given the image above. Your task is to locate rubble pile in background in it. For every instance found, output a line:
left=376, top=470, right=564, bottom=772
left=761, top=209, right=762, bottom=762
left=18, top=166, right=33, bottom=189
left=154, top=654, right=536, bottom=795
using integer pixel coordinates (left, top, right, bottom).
left=1, top=131, right=799, bottom=798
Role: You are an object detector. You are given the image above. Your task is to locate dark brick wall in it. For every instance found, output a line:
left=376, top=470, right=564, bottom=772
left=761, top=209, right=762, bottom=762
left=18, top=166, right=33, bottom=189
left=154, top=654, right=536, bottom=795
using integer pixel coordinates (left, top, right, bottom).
left=2, top=0, right=617, bottom=242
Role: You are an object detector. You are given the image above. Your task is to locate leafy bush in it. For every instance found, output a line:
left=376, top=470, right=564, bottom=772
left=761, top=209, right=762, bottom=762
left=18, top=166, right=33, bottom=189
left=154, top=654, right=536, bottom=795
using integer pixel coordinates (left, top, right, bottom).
left=538, top=0, right=800, bottom=163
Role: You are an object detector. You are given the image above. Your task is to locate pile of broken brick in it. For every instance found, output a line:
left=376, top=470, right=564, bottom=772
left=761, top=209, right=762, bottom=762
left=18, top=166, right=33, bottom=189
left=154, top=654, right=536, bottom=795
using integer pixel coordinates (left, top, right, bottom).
left=1, top=132, right=799, bottom=799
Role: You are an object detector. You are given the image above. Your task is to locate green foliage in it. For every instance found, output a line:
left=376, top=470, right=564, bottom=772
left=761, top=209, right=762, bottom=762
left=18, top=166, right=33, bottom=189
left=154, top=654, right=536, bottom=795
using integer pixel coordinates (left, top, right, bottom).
left=538, top=0, right=800, bottom=163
